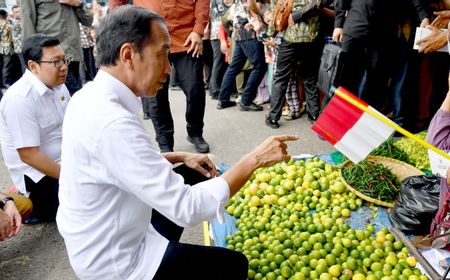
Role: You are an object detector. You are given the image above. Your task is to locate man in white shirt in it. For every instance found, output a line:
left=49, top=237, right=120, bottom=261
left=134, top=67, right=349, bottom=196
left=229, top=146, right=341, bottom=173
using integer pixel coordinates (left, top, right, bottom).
left=57, top=6, right=297, bottom=280
left=0, top=34, right=71, bottom=223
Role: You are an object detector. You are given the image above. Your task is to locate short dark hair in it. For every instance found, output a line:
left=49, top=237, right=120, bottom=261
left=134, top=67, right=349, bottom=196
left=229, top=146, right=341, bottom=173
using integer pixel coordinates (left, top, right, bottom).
left=95, top=5, right=164, bottom=67
left=12, top=5, right=19, bottom=11
left=22, top=34, right=60, bottom=70
left=0, top=9, right=7, bottom=18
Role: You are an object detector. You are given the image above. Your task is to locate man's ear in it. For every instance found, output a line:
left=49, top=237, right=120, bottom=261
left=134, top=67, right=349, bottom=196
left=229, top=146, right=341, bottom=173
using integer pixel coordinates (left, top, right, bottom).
left=27, top=60, right=38, bottom=74
left=119, top=43, right=135, bottom=69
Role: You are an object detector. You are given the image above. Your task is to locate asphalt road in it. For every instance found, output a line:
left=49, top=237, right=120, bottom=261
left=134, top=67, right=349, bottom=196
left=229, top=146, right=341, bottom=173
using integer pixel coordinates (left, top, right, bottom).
left=0, top=88, right=334, bottom=279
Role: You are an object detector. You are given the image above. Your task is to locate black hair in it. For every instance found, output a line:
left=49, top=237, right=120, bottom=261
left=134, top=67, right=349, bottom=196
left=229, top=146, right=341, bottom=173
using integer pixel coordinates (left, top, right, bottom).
left=22, top=34, right=60, bottom=70
left=95, top=5, right=164, bottom=67
left=0, top=9, right=7, bottom=18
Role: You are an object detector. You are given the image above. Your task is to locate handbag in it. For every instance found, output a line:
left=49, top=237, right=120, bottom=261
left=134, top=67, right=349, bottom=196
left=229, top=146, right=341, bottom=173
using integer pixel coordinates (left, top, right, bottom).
left=316, top=43, right=343, bottom=97
left=273, top=0, right=293, bottom=32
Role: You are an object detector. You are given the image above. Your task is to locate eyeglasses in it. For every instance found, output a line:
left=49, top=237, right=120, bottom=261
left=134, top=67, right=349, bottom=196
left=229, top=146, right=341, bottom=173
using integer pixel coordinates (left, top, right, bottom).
left=36, top=58, right=71, bottom=68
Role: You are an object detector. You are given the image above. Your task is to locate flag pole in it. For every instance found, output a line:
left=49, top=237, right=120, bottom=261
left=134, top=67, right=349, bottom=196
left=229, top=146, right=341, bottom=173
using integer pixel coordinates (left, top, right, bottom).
left=333, top=87, right=450, bottom=161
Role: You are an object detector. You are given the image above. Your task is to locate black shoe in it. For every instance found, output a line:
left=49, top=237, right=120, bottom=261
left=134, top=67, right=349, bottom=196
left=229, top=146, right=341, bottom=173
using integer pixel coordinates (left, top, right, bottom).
left=211, top=92, right=219, bottom=100
left=217, top=100, right=236, bottom=109
left=23, top=216, right=42, bottom=224
left=160, top=146, right=173, bottom=153
left=265, top=118, right=280, bottom=129
left=187, top=136, right=210, bottom=153
left=239, top=102, right=263, bottom=111
left=307, top=113, right=318, bottom=124
left=170, top=85, right=182, bottom=91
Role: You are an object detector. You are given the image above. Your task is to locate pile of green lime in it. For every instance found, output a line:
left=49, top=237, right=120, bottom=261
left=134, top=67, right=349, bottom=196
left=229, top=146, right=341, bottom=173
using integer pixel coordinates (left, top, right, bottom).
left=225, top=158, right=427, bottom=280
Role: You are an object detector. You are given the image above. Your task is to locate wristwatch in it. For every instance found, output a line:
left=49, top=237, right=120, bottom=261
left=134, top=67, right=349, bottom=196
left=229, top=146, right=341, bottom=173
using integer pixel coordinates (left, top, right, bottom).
left=0, top=196, right=14, bottom=210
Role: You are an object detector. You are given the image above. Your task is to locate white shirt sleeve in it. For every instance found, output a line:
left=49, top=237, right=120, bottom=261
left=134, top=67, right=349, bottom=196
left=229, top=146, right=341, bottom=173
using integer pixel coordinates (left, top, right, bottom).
left=94, top=116, right=230, bottom=227
left=2, top=96, right=41, bottom=149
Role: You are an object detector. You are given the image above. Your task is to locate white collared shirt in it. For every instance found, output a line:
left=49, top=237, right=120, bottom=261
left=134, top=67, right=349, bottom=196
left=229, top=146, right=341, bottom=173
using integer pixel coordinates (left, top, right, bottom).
left=0, top=70, right=70, bottom=194
left=56, top=70, right=230, bottom=280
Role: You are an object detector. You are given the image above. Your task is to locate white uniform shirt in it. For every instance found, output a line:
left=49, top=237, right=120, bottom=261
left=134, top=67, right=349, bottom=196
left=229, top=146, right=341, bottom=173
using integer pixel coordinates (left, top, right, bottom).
left=0, top=70, right=70, bottom=194
left=57, top=70, right=230, bottom=280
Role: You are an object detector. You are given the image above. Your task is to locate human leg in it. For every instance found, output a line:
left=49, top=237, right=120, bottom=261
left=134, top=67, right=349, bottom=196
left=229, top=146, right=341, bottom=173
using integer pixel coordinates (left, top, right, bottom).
left=170, top=53, right=209, bottom=153
left=172, top=53, right=206, bottom=138
left=24, top=175, right=59, bottom=221
left=202, top=39, right=213, bottom=89
left=267, top=43, right=297, bottom=122
left=153, top=242, right=248, bottom=280
left=218, top=43, right=247, bottom=103
left=285, top=74, right=300, bottom=120
left=240, top=39, right=267, bottom=107
left=17, top=53, right=26, bottom=73
left=210, top=39, right=227, bottom=99
left=83, top=47, right=97, bottom=81
left=298, top=42, right=321, bottom=121
left=147, top=79, right=174, bottom=152
left=151, top=164, right=209, bottom=241
left=2, top=54, right=15, bottom=86
left=339, top=38, right=366, bottom=96
left=389, top=36, right=408, bottom=126
left=65, top=61, right=83, bottom=96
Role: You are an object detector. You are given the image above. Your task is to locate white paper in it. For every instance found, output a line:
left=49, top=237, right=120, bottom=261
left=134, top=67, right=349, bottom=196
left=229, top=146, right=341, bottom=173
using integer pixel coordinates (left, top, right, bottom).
left=429, top=149, right=450, bottom=178
left=413, top=27, right=448, bottom=53
left=419, top=248, right=450, bottom=276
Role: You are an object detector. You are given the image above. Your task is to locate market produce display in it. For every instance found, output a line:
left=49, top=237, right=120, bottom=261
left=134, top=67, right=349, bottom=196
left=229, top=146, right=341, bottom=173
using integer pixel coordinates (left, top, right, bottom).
left=224, top=158, right=427, bottom=280
left=369, top=140, right=411, bottom=166
left=393, top=132, right=430, bottom=170
left=341, top=160, right=400, bottom=203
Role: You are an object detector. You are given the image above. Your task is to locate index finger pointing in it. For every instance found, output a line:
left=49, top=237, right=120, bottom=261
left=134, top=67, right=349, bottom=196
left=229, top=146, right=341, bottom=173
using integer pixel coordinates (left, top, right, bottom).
left=273, top=135, right=299, bottom=142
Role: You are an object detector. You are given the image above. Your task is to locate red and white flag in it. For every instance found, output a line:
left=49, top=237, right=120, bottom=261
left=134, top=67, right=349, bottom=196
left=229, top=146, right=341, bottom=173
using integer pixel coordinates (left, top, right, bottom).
left=312, top=87, right=395, bottom=163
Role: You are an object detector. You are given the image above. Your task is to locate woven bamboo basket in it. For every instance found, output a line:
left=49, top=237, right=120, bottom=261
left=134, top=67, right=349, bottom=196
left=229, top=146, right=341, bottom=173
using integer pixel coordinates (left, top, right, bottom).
left=339, top=156, right=424, bottom=208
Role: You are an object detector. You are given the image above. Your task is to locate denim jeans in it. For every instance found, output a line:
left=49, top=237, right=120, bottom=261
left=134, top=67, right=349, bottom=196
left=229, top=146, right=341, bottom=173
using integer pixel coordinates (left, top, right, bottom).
left=219, top=38, right=267, bottom=106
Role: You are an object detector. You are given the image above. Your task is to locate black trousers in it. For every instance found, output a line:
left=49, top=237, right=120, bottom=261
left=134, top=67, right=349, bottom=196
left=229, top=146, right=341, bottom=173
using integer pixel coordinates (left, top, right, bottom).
left=152, top=164, right=248, bottom=280
left=0, top=54, right=15, bottom=87
left=210, top=39, right=228, bottom=95
left=267, top=42, right=321, bottom=121
left=83, top=47, right=97, bottom=81
left=24, top=175, right=59, bottom=221
left=17, top=53, right=26, bottom=73
left=143, top=52, right=206, bottom=151
left=340, top=36, right=391, bottom=111
left=65, top=61, right=82, bottom=96
left=203, top=39, right=213, bottom=86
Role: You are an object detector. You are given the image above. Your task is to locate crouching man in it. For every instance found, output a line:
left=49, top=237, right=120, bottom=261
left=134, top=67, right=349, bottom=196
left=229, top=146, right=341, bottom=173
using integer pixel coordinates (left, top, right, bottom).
left=0, top=34, right=71, bottom=223
left=57, top=6, right=298, bottom=280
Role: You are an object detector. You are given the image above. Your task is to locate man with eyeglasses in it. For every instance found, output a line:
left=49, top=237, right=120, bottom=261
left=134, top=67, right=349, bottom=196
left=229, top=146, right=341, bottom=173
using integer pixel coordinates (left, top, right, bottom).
left=0, top=34, right=71, bottom=223
left=21, top=0, right=93, bottom=96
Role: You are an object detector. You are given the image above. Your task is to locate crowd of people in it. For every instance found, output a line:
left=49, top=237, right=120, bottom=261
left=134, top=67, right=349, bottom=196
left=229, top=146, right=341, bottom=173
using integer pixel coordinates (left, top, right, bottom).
left=0, top=0, right=449, bottom=279
left=133, top=0, right=447, bottom=133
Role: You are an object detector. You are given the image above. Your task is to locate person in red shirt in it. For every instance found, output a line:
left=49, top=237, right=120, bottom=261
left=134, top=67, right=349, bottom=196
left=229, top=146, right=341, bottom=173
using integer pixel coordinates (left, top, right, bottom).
left=110, top=0, right=211, bottom=153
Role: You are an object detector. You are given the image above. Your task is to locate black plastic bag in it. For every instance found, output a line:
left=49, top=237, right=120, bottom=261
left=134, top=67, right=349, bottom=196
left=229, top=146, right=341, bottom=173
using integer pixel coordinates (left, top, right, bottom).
left=389, top=175, right=440, bottom=235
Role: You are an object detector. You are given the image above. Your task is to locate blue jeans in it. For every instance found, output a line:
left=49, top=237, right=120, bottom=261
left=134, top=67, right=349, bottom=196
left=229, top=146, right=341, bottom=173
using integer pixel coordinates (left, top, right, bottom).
left=219, top=39, right=267, bottom=105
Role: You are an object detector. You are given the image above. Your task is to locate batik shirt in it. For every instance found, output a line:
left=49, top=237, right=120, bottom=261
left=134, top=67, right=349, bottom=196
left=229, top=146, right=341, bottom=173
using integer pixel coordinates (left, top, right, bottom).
left=11, top=19, right=21, bottom=54
left=269, top=0, right=319, bottom=43
left=0, top=19, right=14, bottom=55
